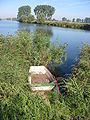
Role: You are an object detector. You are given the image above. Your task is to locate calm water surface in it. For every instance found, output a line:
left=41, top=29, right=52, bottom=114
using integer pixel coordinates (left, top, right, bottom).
left=0, top=20, right=90, bottom=77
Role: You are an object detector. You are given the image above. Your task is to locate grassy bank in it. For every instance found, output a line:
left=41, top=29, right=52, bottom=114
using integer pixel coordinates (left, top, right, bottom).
left=21, top=20, right=90, bottom=30
left=0, top=31, right=90, bottom=119
left=43, top=21, right=90, bottom=30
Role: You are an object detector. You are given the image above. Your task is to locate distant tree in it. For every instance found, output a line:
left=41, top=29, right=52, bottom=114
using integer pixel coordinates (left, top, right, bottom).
left=76, top=18, right=81, bottom=23
left=12, top=18, right=17, bottom=21
left=0, top=18, right=2, bottom=20
left=37, top=13, right=45, bottom=23
left=6, top=18, right=11, bottom=20
left=62, top=17, right=67, bottom=21
left=34, top=5, right=55, bottom=20
left=27, top=14, right=35, bottom=23
left=81, top=19, right=84, bottom=23
left=52, top=18, right=57, bottom=21
left=67, top=19, right=71, bottom=22
left=17, top=6, right=31, bottom=20
left=84, top=17, right=90, bottom=23
left=72, top=18, right=75, bottom=22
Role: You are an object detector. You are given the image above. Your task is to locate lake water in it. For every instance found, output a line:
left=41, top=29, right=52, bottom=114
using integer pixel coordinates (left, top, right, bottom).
left=0, top=20, right=90, bottom=77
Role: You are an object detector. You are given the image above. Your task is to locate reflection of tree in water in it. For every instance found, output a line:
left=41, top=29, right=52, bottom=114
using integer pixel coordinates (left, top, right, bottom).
left=47, top=28, right=53, bottom=37
left=18, top=22, right=31, bottom=33
left=18, top=23, right=53, bottom=37
left=35, top=27, right=53, bottom=37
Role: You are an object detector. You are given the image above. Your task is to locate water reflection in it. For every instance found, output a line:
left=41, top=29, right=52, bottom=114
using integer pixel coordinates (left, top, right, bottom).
left=35, top=28, right=53, bottom=37
left=18, top=22, right=31, bottom=33
left=18, top=22, right=53, bottom=37
left=36, top=25, right=53, bottom=37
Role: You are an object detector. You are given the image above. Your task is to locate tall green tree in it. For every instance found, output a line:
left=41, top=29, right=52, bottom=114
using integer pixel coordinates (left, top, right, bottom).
left=27, top=14, right=35, bottom=23
left=17, top=5, right=31, bottom=20
left=37, top=13, right=45, bottom=23
left=34, top=5, right=55, bottom=20
left=19, top=15, right=27, bottom=22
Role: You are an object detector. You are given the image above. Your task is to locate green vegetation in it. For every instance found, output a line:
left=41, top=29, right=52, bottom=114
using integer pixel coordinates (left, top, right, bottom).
left=34, top=5, right=55, bottom=20
left=19, top=14, right=35, bottom=23
left=17, top=6, right=31, bottom=19
left=71, top=17, right=90, bottom=23
left=6, top=18, right=12, bottom=20
left=64, top=44, right=90, bottom=119
left=17, top=6, right=34, bottom=23
left=0, top=31, right=90, bottom=119
left=0, top=31, right=65, bottom=119
left=16, top=5, right=90, bottom=30
left=85, top=18, right=90, bottom=23
left=17, top=5, right=55, bottom=23
left=12, top=18, right=17, bottom=21
left=37, top=13, right=45, bottom=24
left=27, top=14, right=35, bottom=23
left=19, top=15, right=28, bottom=23
left=76, top=18, right=82, bottom=23
left=62, top=17, right=67, bottom=22
left=44, top=21, right=90, bottom=30
left=31, top=82, right=55, bottom=87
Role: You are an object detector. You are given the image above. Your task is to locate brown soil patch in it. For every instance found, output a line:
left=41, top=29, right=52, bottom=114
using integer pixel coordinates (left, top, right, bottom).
left=31, top=74, right=51, bottom=84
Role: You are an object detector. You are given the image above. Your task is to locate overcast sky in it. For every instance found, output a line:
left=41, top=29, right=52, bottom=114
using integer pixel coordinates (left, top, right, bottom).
left=0, top=0, right=90, bottom=20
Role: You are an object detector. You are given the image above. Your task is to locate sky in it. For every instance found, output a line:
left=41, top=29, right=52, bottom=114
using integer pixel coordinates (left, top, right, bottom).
left=0, top=0, right=90, bottom=20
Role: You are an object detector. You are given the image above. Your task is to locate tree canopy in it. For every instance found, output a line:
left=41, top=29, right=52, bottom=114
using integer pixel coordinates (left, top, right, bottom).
left=37, top=13, right=45, bottom=23
left=27, top=14, right=34, bottom=23
left=76, top=18, right=81, bottom=23
left=62, top=17, right=67, bottom=21
left=84, top=17, right=90, bottom=23
left=17, top=5, right=31, bottom=20
left=34, top=5, right=55, bottom=20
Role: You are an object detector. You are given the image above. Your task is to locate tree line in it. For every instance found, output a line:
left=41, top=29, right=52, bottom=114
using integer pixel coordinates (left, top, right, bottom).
left=61, top=17, right=90, bottom=23
left=17, top=5, right=90, bottom=24
left=17, top=5, right=55, bottom=23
